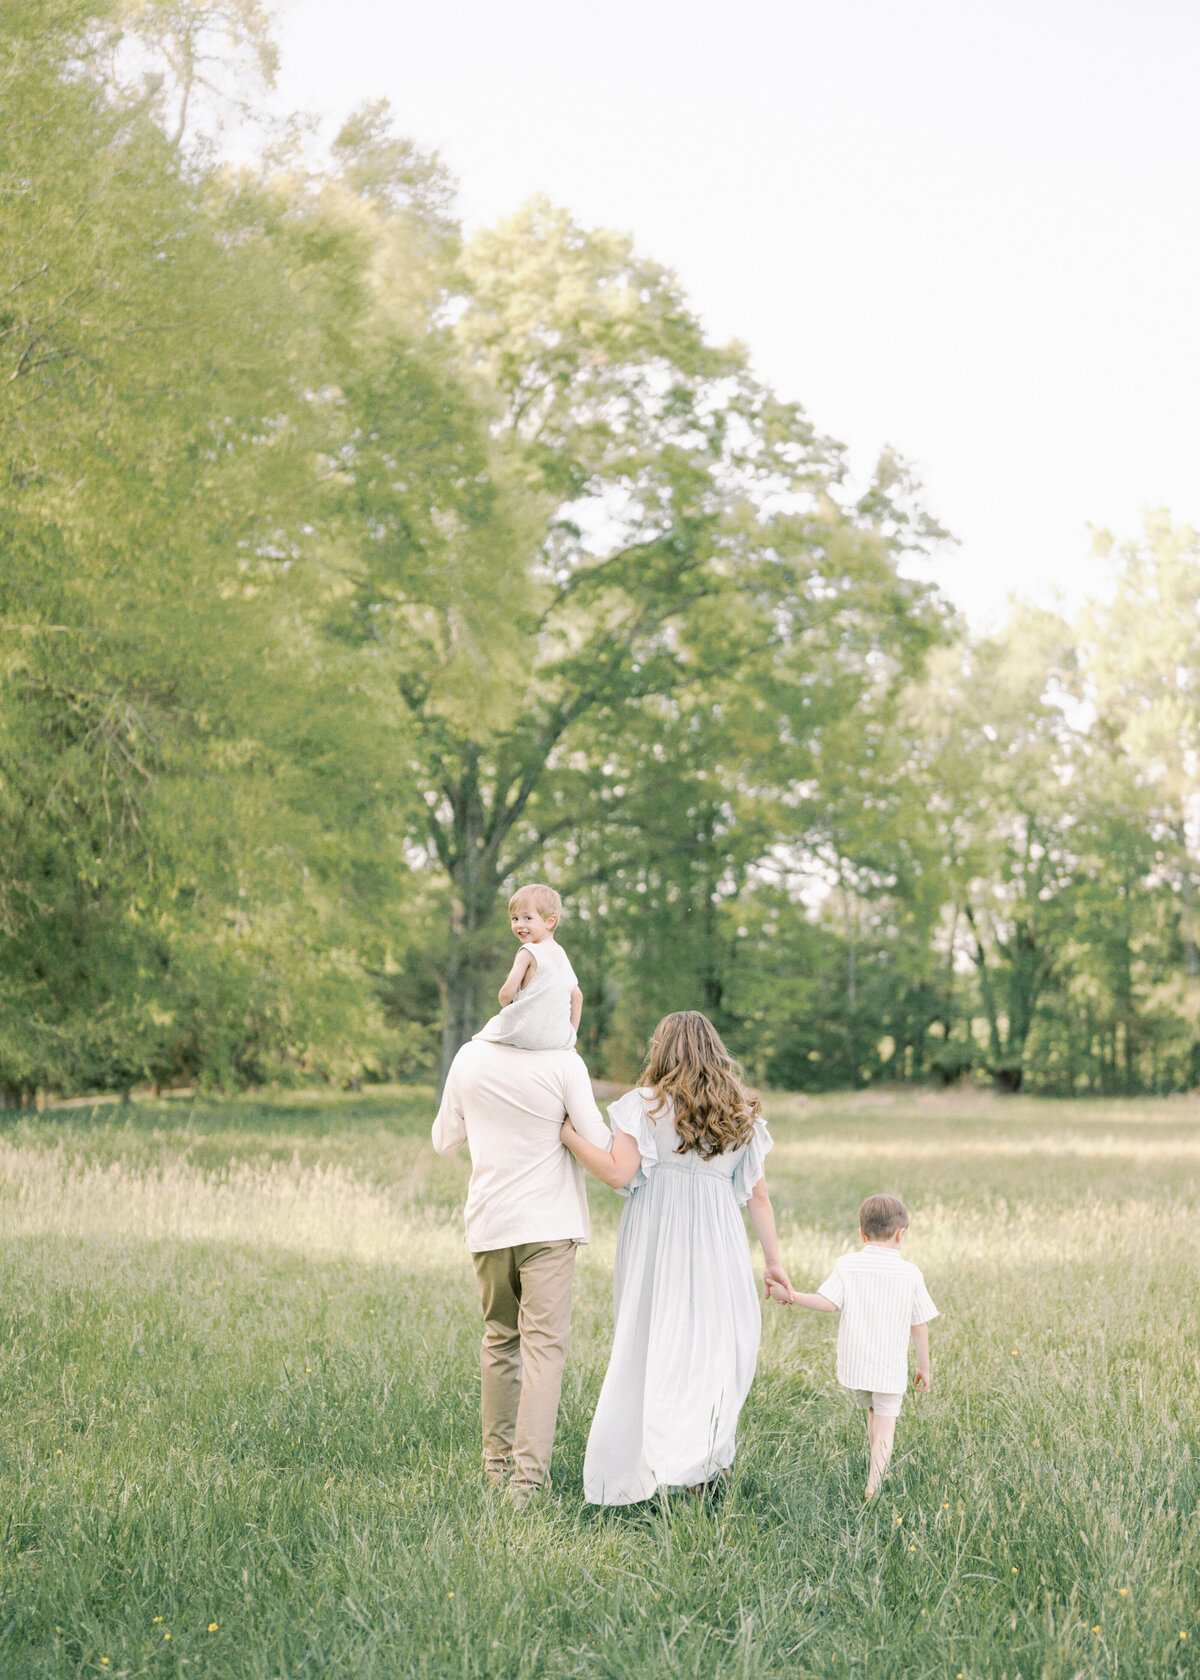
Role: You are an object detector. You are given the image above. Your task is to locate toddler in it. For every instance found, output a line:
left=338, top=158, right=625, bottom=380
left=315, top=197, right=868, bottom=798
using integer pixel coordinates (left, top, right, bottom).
left=787, top=1193, right=938, bottom=1499
left=474, top=883, right=583, bottom=1052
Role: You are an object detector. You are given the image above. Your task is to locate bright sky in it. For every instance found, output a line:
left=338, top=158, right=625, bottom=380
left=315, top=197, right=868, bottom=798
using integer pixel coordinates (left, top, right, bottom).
left=268, top=0, right=1200, bottom=627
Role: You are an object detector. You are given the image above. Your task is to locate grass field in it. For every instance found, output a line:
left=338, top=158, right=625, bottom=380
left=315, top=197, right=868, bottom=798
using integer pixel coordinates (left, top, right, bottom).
left=2, top=1086, right=1199, bottom=1680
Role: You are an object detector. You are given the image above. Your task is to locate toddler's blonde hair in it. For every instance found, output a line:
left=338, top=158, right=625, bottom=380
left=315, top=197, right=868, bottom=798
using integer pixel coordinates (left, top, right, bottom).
left=859, top=1193, right=909, bottom=1239
left=508, top=882, right=562, bottom=923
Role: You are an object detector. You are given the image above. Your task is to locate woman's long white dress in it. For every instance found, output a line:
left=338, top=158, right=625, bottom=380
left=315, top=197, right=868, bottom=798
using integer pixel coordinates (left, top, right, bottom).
left=583, top=1088, right=772, bottom=1505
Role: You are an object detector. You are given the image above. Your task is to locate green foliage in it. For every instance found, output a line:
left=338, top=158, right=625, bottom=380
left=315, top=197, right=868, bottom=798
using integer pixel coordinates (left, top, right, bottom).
left=4, top=0, right=1200, bottom=1098
left=0, top=0, right=422, bottom=1096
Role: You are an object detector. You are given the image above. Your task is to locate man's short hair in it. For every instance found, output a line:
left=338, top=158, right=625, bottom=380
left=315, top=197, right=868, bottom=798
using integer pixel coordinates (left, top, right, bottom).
left=859, top=1193, right=910, bottom=1240
left=508, top=882, right=562, bottom=922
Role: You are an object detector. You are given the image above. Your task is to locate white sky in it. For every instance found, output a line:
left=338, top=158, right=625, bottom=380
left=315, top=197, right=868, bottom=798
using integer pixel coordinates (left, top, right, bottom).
left=267, top=0, right=1200, bottom=627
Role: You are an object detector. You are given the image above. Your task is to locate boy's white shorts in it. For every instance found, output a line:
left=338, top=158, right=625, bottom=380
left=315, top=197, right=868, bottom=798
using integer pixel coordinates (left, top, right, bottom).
left=843, top=1386, right=904, bottom=1419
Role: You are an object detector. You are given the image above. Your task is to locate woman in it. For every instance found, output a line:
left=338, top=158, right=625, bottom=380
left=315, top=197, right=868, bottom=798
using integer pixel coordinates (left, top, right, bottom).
left=561, top=1011, right=793, bottom=1505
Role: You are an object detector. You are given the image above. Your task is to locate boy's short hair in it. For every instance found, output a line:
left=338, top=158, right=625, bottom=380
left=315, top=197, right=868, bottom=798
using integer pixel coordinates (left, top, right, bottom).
left=508, top=882, right=562, bottom=923
left=859, top=1193, right=910, bottom=1240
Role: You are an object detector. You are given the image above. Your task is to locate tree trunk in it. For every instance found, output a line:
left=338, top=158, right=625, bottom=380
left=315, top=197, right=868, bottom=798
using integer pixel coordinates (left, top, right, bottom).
left=964, top=904, right=1001, bottom=1063
left=437, top=850, right=504, bottom=1094
left=841, top=877, right=860, bottom=1085
left=438, top=947, right=482, bottom=1093
left=699, top=875, right=725, bottom=1026
left=1179, top=828, right=1199, bottom=979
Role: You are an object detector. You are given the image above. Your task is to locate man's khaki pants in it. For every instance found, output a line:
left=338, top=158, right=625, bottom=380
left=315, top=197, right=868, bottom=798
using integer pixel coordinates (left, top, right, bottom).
left=471, top=1238, right=576, bottom=1494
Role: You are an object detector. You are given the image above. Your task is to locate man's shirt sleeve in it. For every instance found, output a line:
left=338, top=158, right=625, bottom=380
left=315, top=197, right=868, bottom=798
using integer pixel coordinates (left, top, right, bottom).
left=431, top=1063, right=467, bottom=1156
left=563, top=1058, right=613, bottom=1151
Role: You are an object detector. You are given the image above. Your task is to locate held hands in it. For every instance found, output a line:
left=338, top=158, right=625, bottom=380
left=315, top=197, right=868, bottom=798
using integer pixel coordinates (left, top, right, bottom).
left=763, top=1264, right=795, bottom=1306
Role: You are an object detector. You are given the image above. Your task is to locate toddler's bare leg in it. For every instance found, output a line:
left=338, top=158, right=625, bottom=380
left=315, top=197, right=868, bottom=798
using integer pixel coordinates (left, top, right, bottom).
left=865, top=1412, right=896, bottom=1500
left=861, top=1406, right=876, bottom=1494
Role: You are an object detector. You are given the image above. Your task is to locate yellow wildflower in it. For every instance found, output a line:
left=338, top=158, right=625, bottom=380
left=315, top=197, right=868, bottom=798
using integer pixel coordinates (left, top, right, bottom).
left=152, top=1617, right=163, bottom=1623
left=1118, top=1588, right=1128, bottom=1597
left=208, top=1622, right=219, bottom=1632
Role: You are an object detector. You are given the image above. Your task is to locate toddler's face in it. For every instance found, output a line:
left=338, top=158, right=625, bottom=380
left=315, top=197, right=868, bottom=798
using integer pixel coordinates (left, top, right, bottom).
left=512, top=905, right=556, bottom=943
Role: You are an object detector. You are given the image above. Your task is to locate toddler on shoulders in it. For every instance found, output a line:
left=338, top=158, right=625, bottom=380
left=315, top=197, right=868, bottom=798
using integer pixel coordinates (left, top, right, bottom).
left=474, top=883, right=583, bottom=1052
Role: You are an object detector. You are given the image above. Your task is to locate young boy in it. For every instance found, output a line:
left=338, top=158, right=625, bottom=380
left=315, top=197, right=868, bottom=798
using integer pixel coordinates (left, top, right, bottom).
left=474, top=883, right=584, bottom=1051
left=788, top=1193, right=938, bottom=1499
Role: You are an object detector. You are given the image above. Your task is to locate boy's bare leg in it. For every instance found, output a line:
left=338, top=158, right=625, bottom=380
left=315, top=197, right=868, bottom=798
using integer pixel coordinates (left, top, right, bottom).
left=865, top=1410, right=896, bottom=1499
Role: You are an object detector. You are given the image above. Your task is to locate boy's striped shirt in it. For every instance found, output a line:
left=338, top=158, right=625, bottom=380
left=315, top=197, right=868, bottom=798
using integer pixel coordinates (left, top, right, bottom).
left=817, top=1245, right=938, bottom=1393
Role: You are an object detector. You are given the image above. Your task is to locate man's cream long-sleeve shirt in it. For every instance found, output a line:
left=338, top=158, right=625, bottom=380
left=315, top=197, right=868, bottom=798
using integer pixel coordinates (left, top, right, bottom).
left=432, top=1039, right=612, bottom=1252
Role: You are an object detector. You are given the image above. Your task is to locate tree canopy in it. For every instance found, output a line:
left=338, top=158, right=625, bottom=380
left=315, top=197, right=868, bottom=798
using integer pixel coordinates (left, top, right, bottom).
left=3, top=0, right=1198, bottom=1102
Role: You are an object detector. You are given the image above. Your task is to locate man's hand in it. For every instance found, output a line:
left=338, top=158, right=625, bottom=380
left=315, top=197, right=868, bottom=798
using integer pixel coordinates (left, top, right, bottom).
left=763, top=1263, right=794, bottom=1304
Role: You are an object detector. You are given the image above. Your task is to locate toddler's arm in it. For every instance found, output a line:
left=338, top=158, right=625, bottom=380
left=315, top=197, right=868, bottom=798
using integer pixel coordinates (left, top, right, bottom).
left=787, top=1291, right=838, bottom=1312
left=498, top=947, right=535, bottom=1006
left=561, top=1118, right=641, bottom=1188
left=911, top=1322, right=931, bottom=1391
left=570, top=986, right=583, bottom=1033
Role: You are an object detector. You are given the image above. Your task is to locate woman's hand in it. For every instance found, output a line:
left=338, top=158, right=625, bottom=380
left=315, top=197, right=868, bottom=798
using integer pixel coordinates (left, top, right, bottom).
left=561, top=1119, right=578, bottom=1145
left=763, top=1263, right=795, bottom=1304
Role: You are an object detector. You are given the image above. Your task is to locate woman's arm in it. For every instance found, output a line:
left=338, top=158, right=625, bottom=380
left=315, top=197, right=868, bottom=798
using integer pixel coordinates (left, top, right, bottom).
left=570, top=986, right=583, bottom=1032
left=498, top=947, right=535, bottom=1006
left=747, top=1174, right=795, bottom=1303
left=561, top=1119, right=641, bottom=1188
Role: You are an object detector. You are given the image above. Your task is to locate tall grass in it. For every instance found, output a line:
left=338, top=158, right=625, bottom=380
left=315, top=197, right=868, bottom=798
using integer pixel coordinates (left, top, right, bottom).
left=2, top=1089, right=1198, bottom=1678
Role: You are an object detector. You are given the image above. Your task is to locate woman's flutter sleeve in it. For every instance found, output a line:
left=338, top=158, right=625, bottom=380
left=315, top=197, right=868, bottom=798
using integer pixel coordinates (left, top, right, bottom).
left=607, top=1088, right=659, bottom=1197
left=730, top=1117, right=774, bottom=1206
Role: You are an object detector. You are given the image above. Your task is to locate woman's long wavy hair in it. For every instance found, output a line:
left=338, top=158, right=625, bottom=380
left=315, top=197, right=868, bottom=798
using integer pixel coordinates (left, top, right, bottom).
left=641, top=1011, right=759, bottom=1159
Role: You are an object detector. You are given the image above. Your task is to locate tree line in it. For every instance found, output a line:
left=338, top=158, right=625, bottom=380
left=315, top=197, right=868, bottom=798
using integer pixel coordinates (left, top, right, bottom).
left=3, top=0, right=1199, bottom=1103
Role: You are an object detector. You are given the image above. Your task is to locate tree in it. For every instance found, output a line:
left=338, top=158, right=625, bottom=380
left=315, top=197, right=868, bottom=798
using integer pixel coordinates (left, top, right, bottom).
left=1083, top=516, right=1200, bottom=981
left=875, top=612, right=1083, bottom=1089
left=315, top=190, right=949, bottom=1084
left=0, top=1, right=424, bottom=1094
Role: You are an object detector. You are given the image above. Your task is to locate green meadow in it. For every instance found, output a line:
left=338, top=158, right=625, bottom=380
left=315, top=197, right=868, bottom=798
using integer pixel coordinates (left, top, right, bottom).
left=1, top=1088, right=1198, bottom=1680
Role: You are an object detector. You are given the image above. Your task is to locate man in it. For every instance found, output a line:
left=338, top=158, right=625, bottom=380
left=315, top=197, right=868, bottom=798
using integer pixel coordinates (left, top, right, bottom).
left=432, top=1036, right=613, bottom=1507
